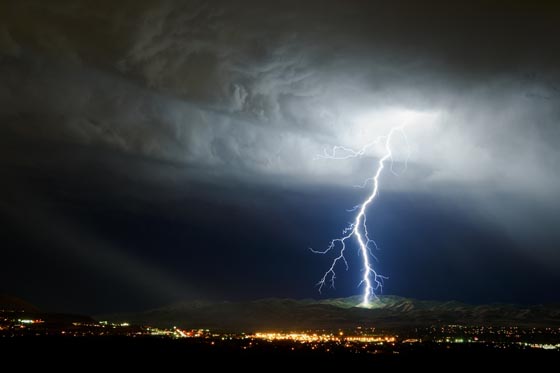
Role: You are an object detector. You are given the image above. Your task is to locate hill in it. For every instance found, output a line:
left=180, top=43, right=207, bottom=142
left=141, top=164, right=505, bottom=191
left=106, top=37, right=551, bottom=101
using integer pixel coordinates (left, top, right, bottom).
left=98, top=295, right=560, bottom=332
left=0, top=294, right=40, bottom=313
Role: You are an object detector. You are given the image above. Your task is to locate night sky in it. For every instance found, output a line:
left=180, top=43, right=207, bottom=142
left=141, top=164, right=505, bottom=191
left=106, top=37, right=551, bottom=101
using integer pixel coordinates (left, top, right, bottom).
left=1, top=1, right=559, bottom=314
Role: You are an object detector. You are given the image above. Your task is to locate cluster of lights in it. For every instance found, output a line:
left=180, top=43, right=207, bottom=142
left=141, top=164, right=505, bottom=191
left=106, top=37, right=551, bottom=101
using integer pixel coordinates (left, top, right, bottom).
left=345, top=336, right=395, bottom=343
left=17, top=319, right=43, bottom=324
left=253, top=332, right=339, bottom=343
left=252, top=332, right=396, bottom=344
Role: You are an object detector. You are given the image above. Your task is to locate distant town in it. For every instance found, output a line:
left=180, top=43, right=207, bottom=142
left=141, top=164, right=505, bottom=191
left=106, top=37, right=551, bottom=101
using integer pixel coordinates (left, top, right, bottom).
left=2, top=307, right=559, bottom=355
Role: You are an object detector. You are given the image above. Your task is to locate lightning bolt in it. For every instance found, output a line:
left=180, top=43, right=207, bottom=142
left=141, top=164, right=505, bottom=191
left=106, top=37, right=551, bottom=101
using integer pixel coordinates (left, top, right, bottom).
left=311, top=126, right=407, bottom=307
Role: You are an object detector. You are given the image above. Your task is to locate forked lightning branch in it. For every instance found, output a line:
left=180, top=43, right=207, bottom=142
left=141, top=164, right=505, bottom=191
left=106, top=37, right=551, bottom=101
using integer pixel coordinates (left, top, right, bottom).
left=311, top=126, right=408, bottom=307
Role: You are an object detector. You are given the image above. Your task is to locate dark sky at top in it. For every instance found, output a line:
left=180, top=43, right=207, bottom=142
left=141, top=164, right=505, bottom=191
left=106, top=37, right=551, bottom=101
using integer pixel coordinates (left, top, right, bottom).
left=1, top=0, right=559, bottom=314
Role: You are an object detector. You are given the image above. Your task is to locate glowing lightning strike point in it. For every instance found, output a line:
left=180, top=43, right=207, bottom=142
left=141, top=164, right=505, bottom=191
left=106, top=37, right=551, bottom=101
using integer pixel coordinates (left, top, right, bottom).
left=311, top=126, right=407, bottom=307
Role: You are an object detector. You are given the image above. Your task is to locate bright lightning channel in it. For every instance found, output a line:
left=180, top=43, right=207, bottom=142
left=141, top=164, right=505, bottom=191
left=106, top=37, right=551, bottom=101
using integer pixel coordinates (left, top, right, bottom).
left=311, top=126, right=407, bottom=307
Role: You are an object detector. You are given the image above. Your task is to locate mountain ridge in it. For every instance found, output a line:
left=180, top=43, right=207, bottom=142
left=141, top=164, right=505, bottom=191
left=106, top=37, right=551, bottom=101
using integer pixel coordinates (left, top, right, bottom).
left=98, top=295, right=560, bottom=332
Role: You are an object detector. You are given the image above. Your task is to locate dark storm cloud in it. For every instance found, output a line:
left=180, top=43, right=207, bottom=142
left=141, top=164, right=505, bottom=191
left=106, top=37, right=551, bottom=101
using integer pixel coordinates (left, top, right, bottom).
left=1, top=0, right=559, bottom=310
left=1, top=0, right=558, bottom=181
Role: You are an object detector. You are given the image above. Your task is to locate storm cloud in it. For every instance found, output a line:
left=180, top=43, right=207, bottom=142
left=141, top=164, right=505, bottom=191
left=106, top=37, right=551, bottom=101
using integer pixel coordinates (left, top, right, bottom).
left=1, top=0, right=559, bottom=312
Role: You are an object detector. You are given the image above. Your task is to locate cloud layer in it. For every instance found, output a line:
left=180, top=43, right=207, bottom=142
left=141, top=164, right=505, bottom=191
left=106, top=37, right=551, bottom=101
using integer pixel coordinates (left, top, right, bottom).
left=1, top=1, right=559, bottom=193
left=1, top=1, right=559, bottom=310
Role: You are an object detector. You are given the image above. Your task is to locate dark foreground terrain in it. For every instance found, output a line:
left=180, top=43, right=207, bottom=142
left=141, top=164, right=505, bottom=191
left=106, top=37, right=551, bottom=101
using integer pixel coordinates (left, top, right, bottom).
left=2, top=336, right=558, bottom=368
